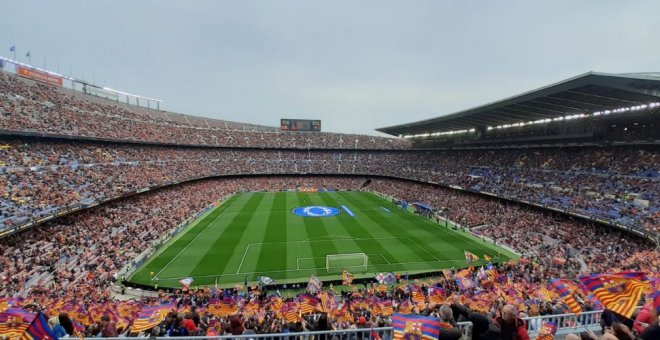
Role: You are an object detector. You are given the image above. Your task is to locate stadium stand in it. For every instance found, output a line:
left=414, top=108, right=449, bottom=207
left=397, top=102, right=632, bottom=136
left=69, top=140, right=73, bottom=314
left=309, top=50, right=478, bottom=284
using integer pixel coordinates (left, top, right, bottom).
left=1, top=70, right=659, bottom=338
left=1, top=138, right=657, bottom=238
left=0, top=71, right=411, bottom=150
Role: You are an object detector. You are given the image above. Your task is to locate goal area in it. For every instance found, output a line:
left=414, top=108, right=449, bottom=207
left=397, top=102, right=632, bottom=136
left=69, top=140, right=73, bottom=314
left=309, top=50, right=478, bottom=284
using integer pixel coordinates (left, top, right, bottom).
left=326, top=253, right=368, bottom=273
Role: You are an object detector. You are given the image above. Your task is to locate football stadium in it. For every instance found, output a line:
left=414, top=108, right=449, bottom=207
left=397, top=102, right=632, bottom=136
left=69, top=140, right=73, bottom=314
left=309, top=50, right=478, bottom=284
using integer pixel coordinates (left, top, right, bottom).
left=1, top=2, right=660, bottom=340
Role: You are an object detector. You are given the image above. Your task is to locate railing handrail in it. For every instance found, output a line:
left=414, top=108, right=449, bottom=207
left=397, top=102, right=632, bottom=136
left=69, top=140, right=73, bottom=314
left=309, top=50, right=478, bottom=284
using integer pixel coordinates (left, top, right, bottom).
left=73, top=309, right=617, bottom=339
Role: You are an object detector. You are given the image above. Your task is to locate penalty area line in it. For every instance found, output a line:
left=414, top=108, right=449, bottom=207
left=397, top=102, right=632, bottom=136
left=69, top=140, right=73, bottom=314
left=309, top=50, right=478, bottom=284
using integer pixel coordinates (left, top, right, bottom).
left=152, top=194, right=244, bottom=281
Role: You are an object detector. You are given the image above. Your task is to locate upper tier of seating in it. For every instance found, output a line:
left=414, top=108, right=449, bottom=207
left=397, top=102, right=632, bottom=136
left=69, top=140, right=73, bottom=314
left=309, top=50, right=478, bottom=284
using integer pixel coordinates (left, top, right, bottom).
left=0, top=71, right=411, bottom=150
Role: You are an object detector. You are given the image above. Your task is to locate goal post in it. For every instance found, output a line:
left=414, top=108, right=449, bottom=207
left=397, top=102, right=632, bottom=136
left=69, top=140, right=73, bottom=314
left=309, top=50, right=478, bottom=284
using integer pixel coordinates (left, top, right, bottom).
left=326, top=253, right=368, bottom=273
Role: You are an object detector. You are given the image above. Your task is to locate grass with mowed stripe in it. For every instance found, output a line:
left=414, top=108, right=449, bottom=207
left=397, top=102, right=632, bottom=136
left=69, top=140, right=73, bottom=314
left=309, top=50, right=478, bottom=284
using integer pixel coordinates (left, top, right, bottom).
left=129, top=191, right=516, bottom=288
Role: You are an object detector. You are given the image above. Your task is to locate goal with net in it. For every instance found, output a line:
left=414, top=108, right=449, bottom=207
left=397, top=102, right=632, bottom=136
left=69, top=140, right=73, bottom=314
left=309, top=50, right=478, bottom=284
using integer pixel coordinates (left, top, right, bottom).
left=326, top=253, right=368, bottom=273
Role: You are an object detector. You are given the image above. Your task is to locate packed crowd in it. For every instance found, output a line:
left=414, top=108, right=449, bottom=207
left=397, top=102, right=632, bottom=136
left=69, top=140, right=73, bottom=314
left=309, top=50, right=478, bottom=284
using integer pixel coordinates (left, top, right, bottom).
left=2, top=68, right=659, bottom=338
left=13, top=265, right=659, bottom=339
left=0, top=176, right=363, bottom=298
left=0, top=71, right=410, bottom=150
left=367, top=180, right=656, bottom=277
left=1, top=176, right=659, bottom=338
left=1, top=138, right=657, bottom=237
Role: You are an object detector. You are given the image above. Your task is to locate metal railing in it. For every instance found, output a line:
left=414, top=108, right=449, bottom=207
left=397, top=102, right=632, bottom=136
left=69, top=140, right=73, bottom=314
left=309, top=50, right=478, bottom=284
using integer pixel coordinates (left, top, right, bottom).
left=86, top=327, right=393, bottom=340
left=525, top=310, right=602, bottom=336
left=77, top=310, right=607, bottom=339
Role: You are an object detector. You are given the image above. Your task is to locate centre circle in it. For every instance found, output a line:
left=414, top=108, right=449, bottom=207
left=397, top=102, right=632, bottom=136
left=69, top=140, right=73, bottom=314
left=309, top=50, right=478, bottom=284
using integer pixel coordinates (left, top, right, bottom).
left=292, top=206, right=341, bottom=217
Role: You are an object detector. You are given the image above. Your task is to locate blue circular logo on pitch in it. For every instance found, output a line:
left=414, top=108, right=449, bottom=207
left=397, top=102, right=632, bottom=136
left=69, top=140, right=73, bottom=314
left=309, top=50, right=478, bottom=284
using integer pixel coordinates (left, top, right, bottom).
left=293, top=206, right=340, bottom=217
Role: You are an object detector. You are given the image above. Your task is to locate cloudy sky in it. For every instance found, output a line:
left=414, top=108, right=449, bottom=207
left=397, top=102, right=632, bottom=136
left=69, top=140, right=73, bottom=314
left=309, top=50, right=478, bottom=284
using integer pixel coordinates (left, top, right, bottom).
left=2, top=0, right=659, bottom=135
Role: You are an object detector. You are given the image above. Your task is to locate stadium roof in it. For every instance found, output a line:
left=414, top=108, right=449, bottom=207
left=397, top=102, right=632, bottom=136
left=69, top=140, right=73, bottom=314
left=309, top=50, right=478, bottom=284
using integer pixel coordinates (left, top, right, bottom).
left=377, top=72, right=660, bottom=137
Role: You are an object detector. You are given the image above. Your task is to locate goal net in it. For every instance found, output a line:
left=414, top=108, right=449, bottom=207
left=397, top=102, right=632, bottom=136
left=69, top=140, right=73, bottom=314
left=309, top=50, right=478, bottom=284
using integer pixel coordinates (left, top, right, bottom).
left=326, top=253, right=368, bottom=273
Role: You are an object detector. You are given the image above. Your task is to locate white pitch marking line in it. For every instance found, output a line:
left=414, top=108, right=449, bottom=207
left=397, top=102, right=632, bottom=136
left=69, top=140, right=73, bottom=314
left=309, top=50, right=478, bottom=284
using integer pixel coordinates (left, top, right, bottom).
left=395, top=197, right=500, bottom=256
left=246, top=236, right=407, bottom=246
left=304, top=235, right=356, bottom=241
left=152, top=194, right=245, bottom=280
left=158, top=258, right=468, bottom=281
left=236, top=243, right=251, bottom=274
left=295, top=253, right=390, bottom=270
left=405, top=237, right=442, bottom=262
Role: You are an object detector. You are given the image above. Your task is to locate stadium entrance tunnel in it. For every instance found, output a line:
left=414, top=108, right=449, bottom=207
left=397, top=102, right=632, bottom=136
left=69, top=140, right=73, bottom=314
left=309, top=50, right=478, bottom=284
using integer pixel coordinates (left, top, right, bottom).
left=292, top=206, right=341, bottom=217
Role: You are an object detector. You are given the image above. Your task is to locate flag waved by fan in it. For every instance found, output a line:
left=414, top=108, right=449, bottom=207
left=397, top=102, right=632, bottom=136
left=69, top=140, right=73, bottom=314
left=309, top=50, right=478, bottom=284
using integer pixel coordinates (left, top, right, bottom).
left=550, top=279, right=583, bottom=315
left=307, top=275, right=323, bottom=294
left=579, top=272, right=649, bottom=318
left=392, top=313, right=442, bottom=340
left=342, top=270, right=354, bottom=285
left=535, top=321, right=557, bottom=340
left=178, top=277, right=194, bottom=288
left=464, top=251, right=479, bottom=264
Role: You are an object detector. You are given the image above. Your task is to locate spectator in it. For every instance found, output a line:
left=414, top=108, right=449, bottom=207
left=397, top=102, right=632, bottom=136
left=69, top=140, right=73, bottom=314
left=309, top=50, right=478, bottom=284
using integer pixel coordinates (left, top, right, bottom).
left=495, top=305, right=530, bottom=340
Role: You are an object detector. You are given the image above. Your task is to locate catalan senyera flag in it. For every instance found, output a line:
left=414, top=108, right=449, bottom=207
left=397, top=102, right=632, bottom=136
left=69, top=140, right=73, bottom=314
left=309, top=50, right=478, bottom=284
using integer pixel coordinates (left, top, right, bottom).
left=284, top=302, right=301, bottom=323
left=318, top=291, right=338, bottom=313
left=464, top=251, right=479, bottom=264
left=409, top=285, right=426, bottom=308
left=428, top=288, right=445, bottom=305
left=484, top=254, right=492, bottom=262
left=298, top=294, right=320, bottom=314
left=337, top=304, right=354, bottom=323
left=486, top=268, right=498, bottom=280
left=398, top=300, right=414, bottom=314
left=392, top=313, right=442, bottom=340
left=342, top=270, right=354, bottom=285
left=535, top=321, right=557, bottom=340
left=550, top=279, right=582, bottom=315
left=132, top=302, right=175, bottom=333
left=579, top=272, right=649, bottom=318
left=379, top=300, right=394, bottom=316
left=244, top=300, right=261, bottom=316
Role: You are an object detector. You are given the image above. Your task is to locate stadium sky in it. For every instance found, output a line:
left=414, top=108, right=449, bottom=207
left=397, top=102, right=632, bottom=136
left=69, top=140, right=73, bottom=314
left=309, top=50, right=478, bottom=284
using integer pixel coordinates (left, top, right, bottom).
left=2, top=1, right=659, bottom=135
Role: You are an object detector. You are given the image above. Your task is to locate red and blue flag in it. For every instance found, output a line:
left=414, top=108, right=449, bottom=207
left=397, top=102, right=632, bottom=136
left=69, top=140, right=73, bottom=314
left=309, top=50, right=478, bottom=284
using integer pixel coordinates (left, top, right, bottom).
left=393, top=313, right=441, bottom=340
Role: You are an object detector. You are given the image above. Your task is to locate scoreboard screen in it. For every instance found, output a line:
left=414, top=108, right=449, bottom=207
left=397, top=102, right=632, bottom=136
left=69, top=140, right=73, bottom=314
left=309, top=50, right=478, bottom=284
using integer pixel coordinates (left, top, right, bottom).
left=280, top=119, right=321, bottom=132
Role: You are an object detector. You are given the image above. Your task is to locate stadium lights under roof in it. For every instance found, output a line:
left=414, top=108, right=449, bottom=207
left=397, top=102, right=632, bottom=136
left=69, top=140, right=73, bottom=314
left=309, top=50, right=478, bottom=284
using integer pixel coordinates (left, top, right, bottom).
left=380, top=71, right=660, bottom=138
left=401, top=102, right=660, bottom=138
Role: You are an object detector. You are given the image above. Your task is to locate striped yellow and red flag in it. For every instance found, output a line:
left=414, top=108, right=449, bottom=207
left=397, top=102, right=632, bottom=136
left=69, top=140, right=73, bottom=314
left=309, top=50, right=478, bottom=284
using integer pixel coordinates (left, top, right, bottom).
left=579, top=272, right=649, bottom=318
left=284, top=302, right=301, bottom=323
left=379, top=300, right=394, bottom=316
left=550, top=279, right=583, bottom=315
left=410, top=285, right=426, bottom=308
left=428, top=288, right=445, bottom=305
left=132, top=302, right=176, bottom=333
left=398, top=300, right=414, bottom=314
left=337, top=304, right=354, bottom=323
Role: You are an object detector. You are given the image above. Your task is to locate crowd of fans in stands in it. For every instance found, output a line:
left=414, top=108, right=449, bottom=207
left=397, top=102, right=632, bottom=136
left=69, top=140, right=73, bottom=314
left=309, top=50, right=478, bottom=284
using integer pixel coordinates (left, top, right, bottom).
left=1, top=69, right=659, bottom=338
left=1, top=138, right=657, bottom=236
left=1, top=177, right=659, bottom=338
left=0, top=72, right=410, bottom=150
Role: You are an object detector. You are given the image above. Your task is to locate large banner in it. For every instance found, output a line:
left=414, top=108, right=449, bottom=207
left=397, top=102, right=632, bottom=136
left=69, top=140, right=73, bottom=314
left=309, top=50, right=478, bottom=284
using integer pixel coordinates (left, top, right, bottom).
left=16, top=65, right=63, bottom=86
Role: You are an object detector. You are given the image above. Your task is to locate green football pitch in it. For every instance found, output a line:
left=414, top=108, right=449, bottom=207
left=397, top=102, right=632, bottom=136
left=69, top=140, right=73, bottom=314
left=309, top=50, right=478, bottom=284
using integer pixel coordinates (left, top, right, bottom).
left=128, top=191, right=517, bottom=288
